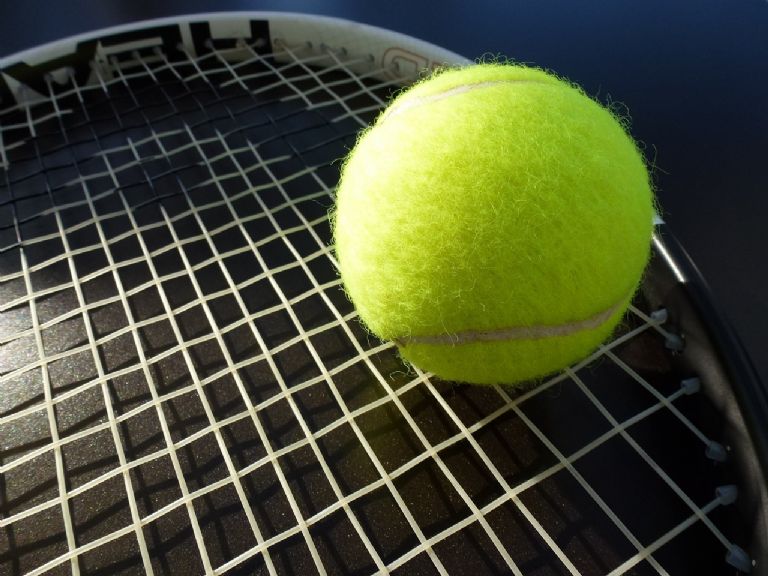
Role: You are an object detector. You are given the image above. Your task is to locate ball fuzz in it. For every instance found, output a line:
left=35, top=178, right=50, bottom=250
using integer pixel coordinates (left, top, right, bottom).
left=333, top=64, right=654, bottom=385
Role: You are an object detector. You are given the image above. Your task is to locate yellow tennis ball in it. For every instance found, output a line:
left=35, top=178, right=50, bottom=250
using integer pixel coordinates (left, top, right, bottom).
left=333, top=63, right=654, bottom=385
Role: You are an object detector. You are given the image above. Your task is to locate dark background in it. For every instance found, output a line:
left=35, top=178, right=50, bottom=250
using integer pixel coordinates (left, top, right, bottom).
left=2, top=0, right=767, bottom=384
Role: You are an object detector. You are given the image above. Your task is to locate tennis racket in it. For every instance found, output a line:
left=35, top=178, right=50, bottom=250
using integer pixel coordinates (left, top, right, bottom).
left=1, top=12, right=766, bottom=576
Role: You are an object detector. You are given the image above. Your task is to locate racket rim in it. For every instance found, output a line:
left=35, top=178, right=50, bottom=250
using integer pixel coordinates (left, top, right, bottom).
left=0, top=11, right=469, bottom=70
left=654, top=225, right=768, bottom=481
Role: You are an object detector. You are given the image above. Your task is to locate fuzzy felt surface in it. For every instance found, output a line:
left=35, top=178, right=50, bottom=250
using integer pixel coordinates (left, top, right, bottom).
left=333, top=63, right=654, bottom=385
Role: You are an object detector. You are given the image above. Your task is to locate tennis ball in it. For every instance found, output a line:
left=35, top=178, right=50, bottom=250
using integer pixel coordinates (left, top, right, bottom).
left=333, top=63, right=654, bottom=385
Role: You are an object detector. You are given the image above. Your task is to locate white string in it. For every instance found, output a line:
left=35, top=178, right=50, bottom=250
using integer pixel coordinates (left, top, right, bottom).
left=18, top=249, right=80, bottom=574
left=607, top=493, right=725, bottom=575
left=220, top=135, right=425, bottom=574
left=15, top=95, right=81, bottom=576
left=45, top=74, right=155, bottom=575
left=571, top=365, right=735, bottom=551
left=171, top=41, right=450, bottom=572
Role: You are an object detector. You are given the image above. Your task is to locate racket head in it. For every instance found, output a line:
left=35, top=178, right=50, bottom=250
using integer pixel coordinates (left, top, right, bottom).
left=0, top=13, right=766, bottom=576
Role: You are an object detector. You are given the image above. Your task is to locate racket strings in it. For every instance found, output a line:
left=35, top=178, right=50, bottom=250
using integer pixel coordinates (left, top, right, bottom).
left=112, top=45, right=394, bottom=576
left=138, top=41, right=517, bottom=576
left=1, top=38, right=430, bottom=575
left=0, top=34, right=750, bottom=576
